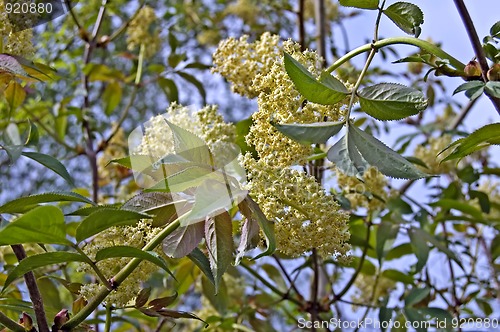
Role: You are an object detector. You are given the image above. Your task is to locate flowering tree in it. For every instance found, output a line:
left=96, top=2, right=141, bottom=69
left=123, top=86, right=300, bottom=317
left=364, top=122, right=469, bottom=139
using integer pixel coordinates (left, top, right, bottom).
left=0, top=0, right=499, bottom=331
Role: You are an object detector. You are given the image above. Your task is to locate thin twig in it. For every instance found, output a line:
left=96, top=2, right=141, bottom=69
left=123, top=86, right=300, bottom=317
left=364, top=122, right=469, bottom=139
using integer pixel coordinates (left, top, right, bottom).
left=453, top=0, right=500, bottom=115
left=273, top=255, right=304, bottom=300
left=11, top=245, right=50, bottom=332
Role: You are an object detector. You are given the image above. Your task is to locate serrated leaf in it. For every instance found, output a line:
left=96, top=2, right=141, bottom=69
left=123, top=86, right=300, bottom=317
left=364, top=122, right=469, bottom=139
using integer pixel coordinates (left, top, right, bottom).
left=0, top=206, right=69, bottom=246
left=272, top=121, right=344, bottom=144
left=75, top=208, right=151, bottom=243
left=235, top=214, right=260, bottom=265
left=327, top=133, right=369, bottom=176
left=485, top=81, right=500, bottom=98
left=204, top=212, right=233, bottom=293
left=357, top=83, right=427, bottom=120
left=284, top=52, right=348, bottom=105
left=2, top=252, right=87, bottom=292
left=0, top=192, right=94, bottom=214
left=22, top=151, right=75, bottom=186
left=239, top=196, right=276, bottom=260
left=95, top=246, right=174, bottom=279
left=339, top=0, right=379, bottom=9
left=441, top=123, right=500, bottom=162
left=408, top=229, right=429, bottom=272
left=453, top=81, right=485, bottom=101
left=163, top=221, right=204, bottom=258
left=165, top=120, right=212, bottom=165
left=4, top=81, right=26, bottom=110
left=103, top=81, right=122, bottom=115
left=383, top=2, right=424, bottom=37
left=348, top=125, right=428, bottom=179
left=158, top=77, right=179, bottom=103
left=187, top=247, right=215, bottom=286
left=179, top=179, right=247, bottom=226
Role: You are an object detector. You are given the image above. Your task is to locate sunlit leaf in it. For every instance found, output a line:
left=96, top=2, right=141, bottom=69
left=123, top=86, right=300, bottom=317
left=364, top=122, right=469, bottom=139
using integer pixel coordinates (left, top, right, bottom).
left=383, top=2, right=424, bottom=37
left=272, top=121, right=344, bottom=144
left=22, top=151, right=75, bottom=187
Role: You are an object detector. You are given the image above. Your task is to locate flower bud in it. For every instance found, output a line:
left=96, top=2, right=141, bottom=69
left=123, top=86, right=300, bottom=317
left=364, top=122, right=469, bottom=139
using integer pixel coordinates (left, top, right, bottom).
left=464, top=61, right=482, bottom=80
left=52, top=309, right=69, bottom=330
left=20, top=312, right=34, bottom=331
left=487, top=63, right=500, bottom=81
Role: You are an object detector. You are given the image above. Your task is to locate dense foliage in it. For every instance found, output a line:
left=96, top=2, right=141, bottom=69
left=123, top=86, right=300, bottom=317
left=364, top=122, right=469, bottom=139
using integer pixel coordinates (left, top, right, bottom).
left=0, top=1, right=499, bottom=331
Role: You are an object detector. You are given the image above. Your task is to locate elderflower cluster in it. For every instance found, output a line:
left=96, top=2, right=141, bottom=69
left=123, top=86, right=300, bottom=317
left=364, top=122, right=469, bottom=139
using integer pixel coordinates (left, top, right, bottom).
left=242, top=155, right=350, bottom=258
left=133, top=103, right=236, bottom=158
left=213, top=33, right=347, bottom=166
left=126, top=6, right=161, bottom=58
left=78, top=221, right=162, bottom=306
left=413, top=134, right=454, bottom=174
left=336, top=166, right=389, bottom=211
left=0, top=1, right=35, bottom=57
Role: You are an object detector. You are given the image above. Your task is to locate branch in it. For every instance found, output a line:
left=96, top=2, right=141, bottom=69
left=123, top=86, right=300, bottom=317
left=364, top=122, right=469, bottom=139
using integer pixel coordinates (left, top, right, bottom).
left=453, top=0, right=500, bottom=115
left=10, top=245, right=50, bottom=332
left=61, top=218, right=181, bottom=330
left=326, top=37, right=466, bottom=74
left=0, top=311, right=24, bottom=332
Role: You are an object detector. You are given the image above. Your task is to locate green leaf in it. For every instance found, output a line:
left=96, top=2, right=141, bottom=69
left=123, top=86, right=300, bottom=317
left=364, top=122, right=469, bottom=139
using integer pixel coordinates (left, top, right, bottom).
left=4, top=81, right=26, bottom=110
left=10, top=56, right=56, bottom=81
left=410, top=228, right=462, bottom=268
left=339, top=0, right=379, bottom=9
left=95, top=246, right=175, bottom=279
left=0, top=206, right=69, bottom=246
left=453, top=81, right=485, bottom=100
left=2, top=252, right=87, bottom=292
left=272, top=121, right=344, bottom=144
left=239, top=197, right=276, bottom=260
left=0, top=192, right=94, bottom=214
left=469, top=190, right=490, bottom=214
left=187, top=247, right=215, bottom=286
left=403, top=308, right=427, bottom=332
left=22, top=151, right=75, bottom=186
left=25, top=120, right=39, bottom=146
left=490, top=21, right=500, bottom=37
left=327, top=133, right=369, bottom=176
left=379, top=307, right=393, bottom=332
left=75, top=208, right=151, bottom=243
left=283, top=52, right=348, bottom=105
left=381, top=269, right=414, bottom=284
left=163, top=222, right=204, bottom=258
left=357, top=83, right=427, bottom=121
left=418, top=307, right=453, bottom=327
left=386, top=243, right=413, bottom=260
left=102, top=81, right=122, bottom=115
left=376, top=222, right=399, bottom=262
left=204, top=212, right=233, bottom=293
left=201, top=274, right=228, bottom=314
left=431, top=198, right=483, bottom=220
left=441, top=123, right=500, bottom=162
left=158, top=77, right=179, bottom=103
left=383, top=2, right=424, bottom=37
left=179, top=179, right=247, bottom=226
left=405, top=287, right=430, bottom=307
left=348, top=125, right=428, bottom=179
left=408, top=229, right=429, bottom=272
left=485, top=81, right=500, bottom=98
left=145, top=165, right=223, bottom=193
left=235, top=213, right=260, bottom=265
left=165, top=120, right=212, bottom=165
left=491, top=234, right=500, bottom=260
left=176, top=71, right=206, bottom=103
